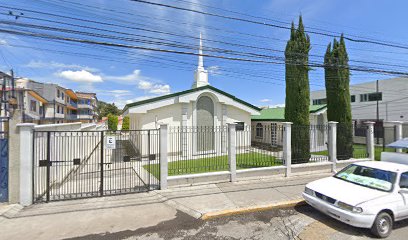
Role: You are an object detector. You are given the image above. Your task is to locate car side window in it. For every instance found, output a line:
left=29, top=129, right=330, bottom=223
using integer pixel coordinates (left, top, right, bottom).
left=399, top=172, right=408, bottom=189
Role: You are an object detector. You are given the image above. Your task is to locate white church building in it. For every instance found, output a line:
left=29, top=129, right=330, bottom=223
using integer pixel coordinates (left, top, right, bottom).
left=123, top=36, right=260, bottom=131
left=123, top=35, right=260, bottom=156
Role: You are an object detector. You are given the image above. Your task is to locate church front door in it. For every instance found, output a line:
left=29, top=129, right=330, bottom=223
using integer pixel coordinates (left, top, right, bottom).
left=196, top=96, right=214, bottom=152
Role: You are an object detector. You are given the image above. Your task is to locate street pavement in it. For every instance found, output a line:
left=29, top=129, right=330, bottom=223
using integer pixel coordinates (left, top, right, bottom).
left=2, top=171, right=408, bottom=239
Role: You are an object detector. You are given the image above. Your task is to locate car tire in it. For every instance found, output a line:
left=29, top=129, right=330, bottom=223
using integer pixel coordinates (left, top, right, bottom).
left=371, top=212, right=393, bottom=238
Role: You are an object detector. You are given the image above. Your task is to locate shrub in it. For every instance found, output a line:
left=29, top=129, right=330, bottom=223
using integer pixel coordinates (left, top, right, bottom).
left=107, top=114, right=118, bottom=131
left=122, top=116, right=130, bottom=130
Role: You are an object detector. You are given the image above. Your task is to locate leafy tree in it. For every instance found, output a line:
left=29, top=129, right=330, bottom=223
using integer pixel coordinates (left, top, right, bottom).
left=284, top=16, right=311, bottom=163
left=122, top=116, right=130, bottom=130
left=324, top=35, right=353, bottom=160
left=107, top=113, right=118, bottom=131
left=96, top=101, right=121, bottom=120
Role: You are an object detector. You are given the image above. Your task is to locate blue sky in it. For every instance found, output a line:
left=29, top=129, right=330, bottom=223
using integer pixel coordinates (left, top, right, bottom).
left=0, top=0, right=408, bottom=108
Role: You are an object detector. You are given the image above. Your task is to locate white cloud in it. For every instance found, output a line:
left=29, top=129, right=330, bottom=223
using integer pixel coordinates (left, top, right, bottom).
left=208, top=65, right=221, bottom=75
left=138, top=80, right=152, bottom=90
left=0, top=39, right=7, bottom=45
left=149, top=84, right=170, bottom=94
left=58, top=70, right=103, bottom=83
left=105, top=69, right=171, bottom=95
left=27, top=60, right=98, bottom=72
left=260, top=99, right=271, bottom=103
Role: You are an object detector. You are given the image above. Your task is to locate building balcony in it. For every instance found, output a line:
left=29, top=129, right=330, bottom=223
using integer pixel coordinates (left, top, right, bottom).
left=65, top=114, right=78, bottom=120
left=77, top=103, right=93, bottom=109
left=67, top=101, right=78, bottom=109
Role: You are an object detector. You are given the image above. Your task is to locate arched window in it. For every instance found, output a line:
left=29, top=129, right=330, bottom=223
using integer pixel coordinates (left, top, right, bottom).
left=256, top=123, right=263, bottom=138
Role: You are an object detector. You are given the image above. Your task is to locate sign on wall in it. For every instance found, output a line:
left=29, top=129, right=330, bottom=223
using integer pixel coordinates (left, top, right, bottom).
left=106, top=136, right=116, bottom=149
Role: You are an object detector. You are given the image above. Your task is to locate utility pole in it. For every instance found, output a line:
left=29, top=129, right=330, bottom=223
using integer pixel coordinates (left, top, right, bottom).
left=376, top=80, right=380, bottom=144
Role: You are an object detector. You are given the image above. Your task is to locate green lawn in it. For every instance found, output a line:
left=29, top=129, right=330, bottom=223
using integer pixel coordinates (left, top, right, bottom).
left=313, top=144, right=395, bottom=161
left=144, top=152, right=281, bottom=178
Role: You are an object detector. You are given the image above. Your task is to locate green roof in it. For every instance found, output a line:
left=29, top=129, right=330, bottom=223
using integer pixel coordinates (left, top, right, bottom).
left=251, top=104, right=327, bottom=121
left=123, top=85, right=261, bottom=112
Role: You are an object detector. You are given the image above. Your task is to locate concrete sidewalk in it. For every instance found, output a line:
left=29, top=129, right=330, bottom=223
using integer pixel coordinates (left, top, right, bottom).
left=0, top=172, right=331, bottom=240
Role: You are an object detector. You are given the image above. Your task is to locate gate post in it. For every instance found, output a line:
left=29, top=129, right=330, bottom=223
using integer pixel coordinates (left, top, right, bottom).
left=159, top=124, right=168, bottom=190
left=227, top=123, right=237, bottom=182
left=365, top=122, right=375, bottom=161
left=282, top=122, right=292, bottom=177
left=17, top=123, right=35, bottom=206
left=328, top=121, right=338, bottom=173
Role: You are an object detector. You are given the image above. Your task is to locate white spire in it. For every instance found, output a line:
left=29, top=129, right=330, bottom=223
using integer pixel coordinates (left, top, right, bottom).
left=192, top=32, right=209, bottom=89
left=198, top=32, right=204, bottom=69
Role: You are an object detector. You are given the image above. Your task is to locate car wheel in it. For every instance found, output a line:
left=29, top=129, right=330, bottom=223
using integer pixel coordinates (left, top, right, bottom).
left=371, top=212, right=393, bottom=238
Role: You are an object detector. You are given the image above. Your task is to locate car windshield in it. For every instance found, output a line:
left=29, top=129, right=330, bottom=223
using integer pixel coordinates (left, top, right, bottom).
left=334, top=164, right=396, bottom=192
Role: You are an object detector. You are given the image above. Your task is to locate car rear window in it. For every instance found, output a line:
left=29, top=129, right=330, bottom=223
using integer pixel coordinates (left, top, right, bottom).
left=334, top=164, right=396, bottom=192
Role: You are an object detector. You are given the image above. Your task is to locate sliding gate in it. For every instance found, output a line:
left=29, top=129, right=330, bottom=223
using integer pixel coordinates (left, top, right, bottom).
left=33, top=130, right=160, bottom=202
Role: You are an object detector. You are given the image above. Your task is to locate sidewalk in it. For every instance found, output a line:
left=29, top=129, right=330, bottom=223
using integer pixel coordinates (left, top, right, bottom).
left=0, top=172, right=331, bottom=240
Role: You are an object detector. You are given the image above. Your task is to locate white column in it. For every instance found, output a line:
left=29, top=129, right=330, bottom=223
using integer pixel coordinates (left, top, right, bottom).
left=328, top=121, right=338, bottom=173
left=17, top=123, right=36, bottom=206
left=366, top=122, right=375, bottom=161
left=394, top=121, right=403, bottom=153
left=159, top=124, right=168, bottom=190
left=228, top=123, right=237, bottom=182
left=282, top=122, right=292, bottom=177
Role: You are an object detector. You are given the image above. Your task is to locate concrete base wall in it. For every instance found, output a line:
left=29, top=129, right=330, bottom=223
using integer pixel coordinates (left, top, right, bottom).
left=166, top=159, right=369, bottom=188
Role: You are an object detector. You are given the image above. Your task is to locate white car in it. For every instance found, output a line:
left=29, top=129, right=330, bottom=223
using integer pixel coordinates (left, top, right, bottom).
left=303, top=156, right=408, bottom=238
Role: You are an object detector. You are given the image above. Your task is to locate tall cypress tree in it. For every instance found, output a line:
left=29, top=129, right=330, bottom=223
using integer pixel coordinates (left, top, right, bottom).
left=324, top=35, right=353, bottom=159
left=285, top=16, right=311, bottom=163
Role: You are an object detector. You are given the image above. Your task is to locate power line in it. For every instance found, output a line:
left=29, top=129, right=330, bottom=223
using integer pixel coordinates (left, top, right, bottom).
left=130, top=0, right=408, bottom=50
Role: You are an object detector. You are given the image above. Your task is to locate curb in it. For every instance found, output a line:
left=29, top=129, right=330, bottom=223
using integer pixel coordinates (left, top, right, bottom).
left=201, top=199, right=306, bottom=220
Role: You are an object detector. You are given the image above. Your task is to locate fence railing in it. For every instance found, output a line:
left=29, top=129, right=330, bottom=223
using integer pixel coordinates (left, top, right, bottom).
left=292, top=124, right=328, bottom=164
left=237, top=125, right=283, bottom=168
left=167, top=126, right=229, bottom=176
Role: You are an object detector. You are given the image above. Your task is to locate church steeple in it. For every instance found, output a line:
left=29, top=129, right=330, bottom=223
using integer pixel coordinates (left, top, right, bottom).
left=192, top=32, right=209, bottom=89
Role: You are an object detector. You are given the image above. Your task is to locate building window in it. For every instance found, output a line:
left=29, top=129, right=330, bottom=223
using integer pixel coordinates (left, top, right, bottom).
left=351, top=95, right=355, bottom=102
left=360, top=92, right=382, bottom=102
left=30, top=100, right=36, bottom=112
left=57, top=90, right=60, bottom=98
left=235, top=122, right=245, bottom=131
left=256, top=123, right=263, bottom=138
left=61, top=92, right=64, bottom=100
left=39, top=106, right=44, bottom=116
left=312, top=98, right=327, bottom=105
left=61, top=107, right=64, bottom=114
left=57, top=105, right=60, bottom=114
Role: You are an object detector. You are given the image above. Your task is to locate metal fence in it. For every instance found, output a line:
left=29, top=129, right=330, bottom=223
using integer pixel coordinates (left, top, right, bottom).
left=338, top=124, right=368, bottom=159
left=33, top=130, right=160, bottom=202
left=0, top=130, right=8, bottom=202
left=167, top=126, right=229, bottom=176
left=237, top=125, right=283, bottom=168
left=167, top=125, right=285, bottom=176
left=292, top=124, right=328, bottom=164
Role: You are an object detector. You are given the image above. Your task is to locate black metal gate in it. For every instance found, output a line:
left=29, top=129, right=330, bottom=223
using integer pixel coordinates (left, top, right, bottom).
left=33, top=130, right=160, bottom=202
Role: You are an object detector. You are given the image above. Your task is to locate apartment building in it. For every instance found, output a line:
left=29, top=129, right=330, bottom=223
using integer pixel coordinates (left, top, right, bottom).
left=310, top=77, right=408, bottom=125
left=15, top=78, right=98, bottom=124
left=75, top=92, right=98, bottom=123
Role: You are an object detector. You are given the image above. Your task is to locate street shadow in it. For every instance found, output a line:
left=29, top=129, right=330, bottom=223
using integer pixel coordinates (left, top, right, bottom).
left=295, top=204, right=408, bottom=239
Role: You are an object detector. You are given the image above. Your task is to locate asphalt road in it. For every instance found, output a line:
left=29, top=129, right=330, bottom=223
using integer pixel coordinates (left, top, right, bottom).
left=67, top=205, right=408, bottom=240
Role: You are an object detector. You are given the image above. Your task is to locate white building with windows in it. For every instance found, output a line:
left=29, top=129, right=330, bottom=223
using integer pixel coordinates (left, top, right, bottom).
left=251, top=105, right=328, bottom=150
left=123, top=35, right=260, bottom=155
left=310, top=77, right=408, bottom=124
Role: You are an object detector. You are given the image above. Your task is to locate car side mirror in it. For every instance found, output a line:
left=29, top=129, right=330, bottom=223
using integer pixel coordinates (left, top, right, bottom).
left=399, top=188, right=408, bottom=194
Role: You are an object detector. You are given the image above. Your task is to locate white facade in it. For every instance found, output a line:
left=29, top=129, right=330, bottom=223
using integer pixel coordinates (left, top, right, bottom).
left=123, top=36, right=260, bottom=156
left=311, top=77, right=408, bottom=122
